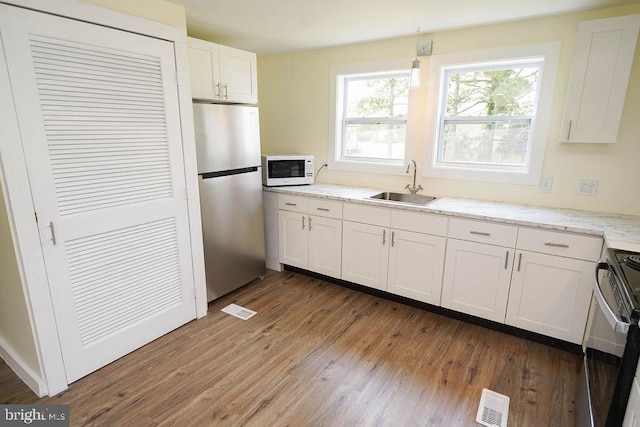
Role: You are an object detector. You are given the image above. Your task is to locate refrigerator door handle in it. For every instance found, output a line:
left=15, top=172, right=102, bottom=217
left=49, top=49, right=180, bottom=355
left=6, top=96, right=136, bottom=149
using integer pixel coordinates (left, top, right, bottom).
left=200, top=166, right=259, bottom=180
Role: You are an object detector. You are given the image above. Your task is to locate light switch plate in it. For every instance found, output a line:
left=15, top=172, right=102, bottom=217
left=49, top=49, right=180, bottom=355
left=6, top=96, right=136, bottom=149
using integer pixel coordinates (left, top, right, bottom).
left=539, top=176, right=553, bottom=193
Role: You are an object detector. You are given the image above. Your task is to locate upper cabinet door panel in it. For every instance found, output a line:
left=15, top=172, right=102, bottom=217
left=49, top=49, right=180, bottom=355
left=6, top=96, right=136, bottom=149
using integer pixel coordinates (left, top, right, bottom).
left=187, top=37, right=220, bottom=100
left=561, top=15, right=640, bottom=143
left=219, top=45, right=258, bottom=104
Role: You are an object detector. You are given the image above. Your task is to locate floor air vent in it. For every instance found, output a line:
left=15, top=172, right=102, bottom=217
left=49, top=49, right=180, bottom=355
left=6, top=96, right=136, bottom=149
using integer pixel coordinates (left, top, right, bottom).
left=221, top=304, right=256, bottom=320
left=476, top=388, right=509, bottom=427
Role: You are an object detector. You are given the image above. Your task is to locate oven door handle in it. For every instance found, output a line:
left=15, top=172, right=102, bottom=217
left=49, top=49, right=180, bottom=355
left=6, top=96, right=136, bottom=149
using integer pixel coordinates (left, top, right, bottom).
left=594, top=261, right=630, bottom=334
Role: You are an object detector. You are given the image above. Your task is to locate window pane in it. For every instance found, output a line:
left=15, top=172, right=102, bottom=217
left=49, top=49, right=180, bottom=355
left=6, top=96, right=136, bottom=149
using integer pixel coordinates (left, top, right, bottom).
left=345, top=75, right=409, bottom=118
left=446, top=67, right=539, bottom=117
left=343, top=122, right=406, bottom=160
left=441, top=120, right=530, bottom=166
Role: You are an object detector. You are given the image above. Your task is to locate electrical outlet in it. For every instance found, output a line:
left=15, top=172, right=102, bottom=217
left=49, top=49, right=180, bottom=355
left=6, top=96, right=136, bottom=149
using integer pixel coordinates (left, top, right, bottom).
left=577, top=179, right=598, bottom=196
left=539, top=176, right=553, bottom=193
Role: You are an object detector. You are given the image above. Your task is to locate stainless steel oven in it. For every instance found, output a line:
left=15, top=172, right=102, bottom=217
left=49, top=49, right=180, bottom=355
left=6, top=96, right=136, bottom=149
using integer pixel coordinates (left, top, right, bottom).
left=577, top=249, right=640, bottom=426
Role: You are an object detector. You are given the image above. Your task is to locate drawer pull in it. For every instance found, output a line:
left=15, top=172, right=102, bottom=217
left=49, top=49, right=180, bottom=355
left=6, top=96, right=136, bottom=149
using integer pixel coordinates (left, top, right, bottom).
left=544, top=242, right=570, bottom=248
left=316, top=207, right=330, bottom=212
left=470, top=231, right=491, bottom=236
left=504, top=251, right=509, bottom=269
left=285, top=202, right=297, bottom=206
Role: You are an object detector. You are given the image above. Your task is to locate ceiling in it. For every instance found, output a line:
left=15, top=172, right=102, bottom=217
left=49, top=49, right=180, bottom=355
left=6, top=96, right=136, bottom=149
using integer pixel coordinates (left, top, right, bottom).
left=167, top=0, right=639, bottom=55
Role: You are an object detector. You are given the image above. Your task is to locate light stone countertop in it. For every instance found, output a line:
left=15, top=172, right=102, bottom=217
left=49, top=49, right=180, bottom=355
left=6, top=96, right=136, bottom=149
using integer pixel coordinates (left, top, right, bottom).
left=264, top=183, right=640, bottom=253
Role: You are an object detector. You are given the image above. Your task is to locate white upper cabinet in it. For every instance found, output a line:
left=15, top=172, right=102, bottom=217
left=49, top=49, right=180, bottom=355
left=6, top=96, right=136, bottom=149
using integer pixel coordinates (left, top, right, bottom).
left=561, top=14, right=640, bottom=143
left=187, top=37, right=258, bottom=104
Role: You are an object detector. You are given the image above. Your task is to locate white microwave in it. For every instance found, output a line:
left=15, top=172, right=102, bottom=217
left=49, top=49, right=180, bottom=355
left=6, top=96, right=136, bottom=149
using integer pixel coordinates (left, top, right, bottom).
left=261, top=155, right=314, bottom=186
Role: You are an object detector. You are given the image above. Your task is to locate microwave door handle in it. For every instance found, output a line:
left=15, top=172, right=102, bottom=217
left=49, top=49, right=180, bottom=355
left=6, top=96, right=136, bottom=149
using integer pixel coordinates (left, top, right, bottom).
left=594, top=262, right=630, bottom=334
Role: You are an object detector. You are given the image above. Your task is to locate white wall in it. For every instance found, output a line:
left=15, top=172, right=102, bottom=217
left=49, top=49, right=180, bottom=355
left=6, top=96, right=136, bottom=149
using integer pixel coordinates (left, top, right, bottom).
left=258, top=4, right=640, bottom=215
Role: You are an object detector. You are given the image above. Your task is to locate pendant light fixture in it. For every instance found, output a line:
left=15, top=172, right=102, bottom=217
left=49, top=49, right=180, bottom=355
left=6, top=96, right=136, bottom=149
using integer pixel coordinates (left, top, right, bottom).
left=410, top=27, right=433, bottom=89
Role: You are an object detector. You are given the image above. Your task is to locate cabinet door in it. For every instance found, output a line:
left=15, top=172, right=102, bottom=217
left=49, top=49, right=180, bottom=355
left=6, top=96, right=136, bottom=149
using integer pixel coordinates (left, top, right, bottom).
left=279, top=210, right=308, bottom=269
left=219, top=45, right=258, bottom=104
left=0, top=5, right=197, bottom=383
left=187, top=37, right=221, bottom=100
left=506, top=251, right=594, bottom=344
left=624, top=378, right=640, bottom=427
left=308, top=215, right=342, bottom=279
left=441, top=239, right=513, bottom=322
left=387, top=230, right=446, bottom=305
left=342, top=221, right=389, bottom=291
left=561, top=15, right=640, bottom=143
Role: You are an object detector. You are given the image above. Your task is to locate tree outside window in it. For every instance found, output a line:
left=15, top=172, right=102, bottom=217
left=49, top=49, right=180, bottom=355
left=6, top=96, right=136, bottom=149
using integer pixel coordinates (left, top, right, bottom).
left=341, top=71, right=409, bottom=162
left=438, top=61, right=542, bottom=169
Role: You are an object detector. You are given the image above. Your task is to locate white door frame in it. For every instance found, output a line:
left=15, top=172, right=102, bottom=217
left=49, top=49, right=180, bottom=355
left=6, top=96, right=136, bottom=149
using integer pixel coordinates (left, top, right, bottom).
left=0, top=0, right=206, bottom=396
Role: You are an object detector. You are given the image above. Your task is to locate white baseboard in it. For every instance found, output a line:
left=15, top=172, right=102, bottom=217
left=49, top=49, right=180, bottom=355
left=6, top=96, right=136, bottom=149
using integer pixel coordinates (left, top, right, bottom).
left=0, top=336, right=47, bottom=397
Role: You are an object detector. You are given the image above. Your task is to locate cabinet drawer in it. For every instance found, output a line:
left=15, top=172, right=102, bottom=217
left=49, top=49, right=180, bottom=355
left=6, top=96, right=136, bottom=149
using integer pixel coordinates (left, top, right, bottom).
left=448, top=218, right=518, bottom=247
left=343, top=203, right=391, bottom=227
left=517, top=228, right=602, bottom=261
left=391, top=210, right=448, bottom=236
left=278, top=194, right=308, bottom=213
left=308, top=198, right=342, bottom=219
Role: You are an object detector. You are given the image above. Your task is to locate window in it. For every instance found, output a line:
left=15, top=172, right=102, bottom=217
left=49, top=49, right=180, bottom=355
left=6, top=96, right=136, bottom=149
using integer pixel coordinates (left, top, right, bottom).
left=424, top=43, right=560, bottom=185
left=329, top=59, right=412, bottom=174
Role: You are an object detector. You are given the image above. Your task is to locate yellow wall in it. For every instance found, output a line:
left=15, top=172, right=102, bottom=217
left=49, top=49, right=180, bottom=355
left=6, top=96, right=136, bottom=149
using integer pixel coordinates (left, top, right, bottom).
left=258, top=4, right=640, bottom=215
left=79, top=0, right=186, bottom=29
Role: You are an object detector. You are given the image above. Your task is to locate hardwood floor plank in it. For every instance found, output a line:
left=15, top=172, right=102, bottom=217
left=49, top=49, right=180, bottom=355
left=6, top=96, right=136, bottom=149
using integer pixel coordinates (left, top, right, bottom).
left=0, top=270, right=581, bottom=426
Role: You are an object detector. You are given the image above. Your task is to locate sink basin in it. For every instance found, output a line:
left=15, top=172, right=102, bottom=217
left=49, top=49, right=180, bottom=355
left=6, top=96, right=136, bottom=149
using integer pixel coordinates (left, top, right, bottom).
left=368, top=192, right=437, bottom=206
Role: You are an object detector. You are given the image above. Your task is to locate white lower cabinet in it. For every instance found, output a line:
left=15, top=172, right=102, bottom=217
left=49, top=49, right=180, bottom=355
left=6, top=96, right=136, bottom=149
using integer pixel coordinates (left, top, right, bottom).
left=506, top=228, right=603, bottom=344
left=278, top=195, right=342, bottom=279
left=341, top=204, right=447, bottom=301
left=624, top=378, right=640, bottom=427
left=342, top=221, right=389, bottom=290
left=441, top=239, right=514, bottom=323
left=387, top=230, right=446, bottom=305
left=279, top=210, right=308, bottom=269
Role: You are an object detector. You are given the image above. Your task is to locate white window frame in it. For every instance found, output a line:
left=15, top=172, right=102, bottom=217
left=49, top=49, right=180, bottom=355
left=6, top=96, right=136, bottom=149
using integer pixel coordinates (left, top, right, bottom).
left=423, top=43, right=560, bottom=185
left=329, top=59, right=414, bottom=175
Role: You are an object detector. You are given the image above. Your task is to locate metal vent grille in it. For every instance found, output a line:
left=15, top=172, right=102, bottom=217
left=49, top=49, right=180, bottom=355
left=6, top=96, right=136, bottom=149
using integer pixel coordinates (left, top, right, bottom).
left=66, top=218, right=183, bottom=347
left=29, top=35, right=173, bottom=216
left=477, top=388, right=509, bottom=427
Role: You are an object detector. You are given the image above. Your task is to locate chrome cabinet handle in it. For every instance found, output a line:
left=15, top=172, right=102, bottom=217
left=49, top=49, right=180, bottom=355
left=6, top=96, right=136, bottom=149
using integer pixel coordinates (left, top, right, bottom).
left=517, top=253, right=522, bottom=272
left=316, top=207, right=330, bottom=212
left=215, top=82, right=221, bottom=98
left=285, top=202, right=297, bottom=206
left=50, top=221, right=57, bottom=245
left=544, top=242, right=570, bottom=248
left=302, top=216, right=305, bottom=230
left=470, top=231, right=491, bottom=236
left=382, top=230, right=386, bottom=245
left=504, top=251, right=509, bottom=269
left=308, top=217, right=312, bottom=230
left=223, top=83, right=228, bottom=99
left=391, top=231, right=395, bottom=247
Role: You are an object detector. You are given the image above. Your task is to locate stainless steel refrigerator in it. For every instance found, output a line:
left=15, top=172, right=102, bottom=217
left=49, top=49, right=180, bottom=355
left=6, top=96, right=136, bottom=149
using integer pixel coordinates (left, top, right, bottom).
left=193, top=102, right=266, bottom=302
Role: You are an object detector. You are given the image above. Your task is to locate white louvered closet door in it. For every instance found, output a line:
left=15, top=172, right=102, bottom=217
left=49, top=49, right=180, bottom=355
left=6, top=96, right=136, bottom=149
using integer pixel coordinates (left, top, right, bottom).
left=0, top=5, right=197, bottom=382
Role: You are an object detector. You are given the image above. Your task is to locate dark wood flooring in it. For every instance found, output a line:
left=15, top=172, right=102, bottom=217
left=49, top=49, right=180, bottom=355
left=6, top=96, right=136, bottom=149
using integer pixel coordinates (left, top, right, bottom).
left=0, top=270, right=581, bottom=426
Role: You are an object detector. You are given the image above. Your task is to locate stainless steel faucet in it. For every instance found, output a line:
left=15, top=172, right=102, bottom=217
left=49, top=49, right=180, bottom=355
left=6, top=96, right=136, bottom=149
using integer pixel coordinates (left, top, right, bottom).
left=405, top=160, right=423, bottom=195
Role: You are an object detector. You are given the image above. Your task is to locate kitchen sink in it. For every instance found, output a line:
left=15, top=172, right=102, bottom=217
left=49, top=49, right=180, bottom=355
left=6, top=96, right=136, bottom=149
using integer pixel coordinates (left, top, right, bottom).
left=368, top=192, right=437, bottom=206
